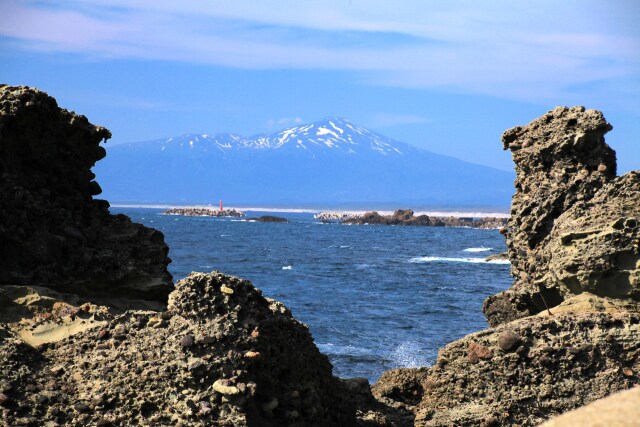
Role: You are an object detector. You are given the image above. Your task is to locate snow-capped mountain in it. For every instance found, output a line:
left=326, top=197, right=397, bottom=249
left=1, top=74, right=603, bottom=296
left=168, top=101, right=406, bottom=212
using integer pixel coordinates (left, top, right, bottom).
left=129, top=118, right=414, bottom=156
left=93, top=118, right=514, bottom=207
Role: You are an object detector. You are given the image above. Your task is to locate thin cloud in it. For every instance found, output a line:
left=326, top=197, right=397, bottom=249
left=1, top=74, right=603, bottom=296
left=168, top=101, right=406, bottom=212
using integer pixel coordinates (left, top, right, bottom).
left=266, top=117, right=304, bottom=129
left=1, top=1, right=638, bottom=106
left=369, top=114, right=433, bottom=128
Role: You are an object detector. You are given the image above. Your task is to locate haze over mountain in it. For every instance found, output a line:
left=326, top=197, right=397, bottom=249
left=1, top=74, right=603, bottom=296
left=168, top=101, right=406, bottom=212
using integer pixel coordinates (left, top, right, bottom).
left=93, top=118, right=514, bottom=209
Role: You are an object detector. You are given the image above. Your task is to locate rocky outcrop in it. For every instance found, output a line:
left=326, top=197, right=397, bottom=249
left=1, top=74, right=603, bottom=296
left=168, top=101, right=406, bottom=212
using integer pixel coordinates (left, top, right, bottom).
left=406, top=309, right=639, bottom=426
left=3, top=89, right=638, bottom=427
left=0, top=85, right=172, bottom=302
left=163, top=207, right=245, bottom=217
left=544, top=172, right=640, bottom=300
left=369, top=107, right=639, bottom=427
left=315, top=212, right=360, bottom=221
left=0, top=272, right=356, bottom=426
left=341, top=209, right=507, bottom=229
left=483, top=106, right=639, bottom=326
left=247, top=215, right=289, bottom=223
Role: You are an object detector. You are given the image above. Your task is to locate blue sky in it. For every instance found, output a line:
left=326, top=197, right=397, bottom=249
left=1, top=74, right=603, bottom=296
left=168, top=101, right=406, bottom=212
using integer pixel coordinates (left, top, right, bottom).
left=1, top=0, right=639, bottom=172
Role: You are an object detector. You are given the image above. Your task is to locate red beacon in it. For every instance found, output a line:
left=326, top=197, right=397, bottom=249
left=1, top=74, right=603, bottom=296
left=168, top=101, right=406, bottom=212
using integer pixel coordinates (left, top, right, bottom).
left=219, top=200, right=223, bottom=211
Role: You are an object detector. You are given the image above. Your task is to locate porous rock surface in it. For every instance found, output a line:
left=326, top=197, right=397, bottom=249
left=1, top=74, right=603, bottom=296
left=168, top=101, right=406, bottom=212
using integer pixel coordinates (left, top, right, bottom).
left=0, top=272, right=355, bottom=426
left=544, top=171, right=640, bottom=300
left=407, top=310, right=639, bottom=426
left=483, top=106, right=639, bottom=326
left=369, top=107, right=639, bottom=426
left=0, top=85, right=172, bottom=301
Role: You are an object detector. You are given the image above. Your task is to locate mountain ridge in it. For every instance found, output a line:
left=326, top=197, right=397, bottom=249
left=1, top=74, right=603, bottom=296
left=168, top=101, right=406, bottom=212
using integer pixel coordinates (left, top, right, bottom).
left=93, top=117, right=515, bottom=207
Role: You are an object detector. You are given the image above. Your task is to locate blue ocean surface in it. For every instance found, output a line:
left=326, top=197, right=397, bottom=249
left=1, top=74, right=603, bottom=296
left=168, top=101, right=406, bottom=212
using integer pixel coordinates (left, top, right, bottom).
left=115, top=208, right=512, bottom=382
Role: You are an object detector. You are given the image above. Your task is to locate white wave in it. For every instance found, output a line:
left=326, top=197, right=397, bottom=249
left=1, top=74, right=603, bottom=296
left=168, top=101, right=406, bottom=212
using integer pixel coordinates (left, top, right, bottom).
left=317, top=342, right=371, bottom=357
left=389, top=341, right=430, bottom=369
left=463, top=247, right=492, bottom=252
left=409, top=256, right=510, bottom=265
left=282, top=265, right=293, bottom=270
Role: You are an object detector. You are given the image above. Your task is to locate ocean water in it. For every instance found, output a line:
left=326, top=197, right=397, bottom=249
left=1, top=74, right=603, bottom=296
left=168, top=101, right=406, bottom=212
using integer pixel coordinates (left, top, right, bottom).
left=115, top=208, right=512, bottom=382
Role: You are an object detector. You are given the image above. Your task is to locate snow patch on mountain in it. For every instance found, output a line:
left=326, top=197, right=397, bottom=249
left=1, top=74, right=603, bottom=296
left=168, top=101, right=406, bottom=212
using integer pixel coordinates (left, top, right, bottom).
left=126, top=118, right=416, bottom=159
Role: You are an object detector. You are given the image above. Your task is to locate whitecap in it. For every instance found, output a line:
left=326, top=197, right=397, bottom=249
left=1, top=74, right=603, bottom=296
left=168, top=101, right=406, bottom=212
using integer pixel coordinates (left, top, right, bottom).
left=463, top=247, right=492, bottom=252
left=282, top=265, right=293, bottom=270
left=408, top=256, right=510, bottom=265
left=388, top=341, right=430, bottom=369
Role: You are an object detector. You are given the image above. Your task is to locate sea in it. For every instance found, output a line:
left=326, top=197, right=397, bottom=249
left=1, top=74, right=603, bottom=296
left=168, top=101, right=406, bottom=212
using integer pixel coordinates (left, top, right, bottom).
left=114, top=208, right=512, bottom=383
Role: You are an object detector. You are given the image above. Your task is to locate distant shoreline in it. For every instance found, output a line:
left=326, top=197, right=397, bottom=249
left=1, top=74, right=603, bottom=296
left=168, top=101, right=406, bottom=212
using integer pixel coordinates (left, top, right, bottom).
left=110, top=203, right=510, bottom=219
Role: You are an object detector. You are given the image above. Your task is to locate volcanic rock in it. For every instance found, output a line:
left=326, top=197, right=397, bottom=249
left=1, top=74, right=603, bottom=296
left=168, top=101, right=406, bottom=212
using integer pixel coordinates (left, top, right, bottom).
left=0, top=272, right=355, bottom=426
left=543, top=171, right=640, bottom=300
left=408, top=311, right=639, bottom=426
left=483, top=106, right=639, bottom=326
left=370, top=107, right=639, bottom=427
left=0, top=85, right=172, bottom=302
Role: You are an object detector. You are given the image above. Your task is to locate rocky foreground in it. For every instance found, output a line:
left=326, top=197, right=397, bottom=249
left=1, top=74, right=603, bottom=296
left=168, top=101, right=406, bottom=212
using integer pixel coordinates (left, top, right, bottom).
left=0, top=86, right=638, bottom=427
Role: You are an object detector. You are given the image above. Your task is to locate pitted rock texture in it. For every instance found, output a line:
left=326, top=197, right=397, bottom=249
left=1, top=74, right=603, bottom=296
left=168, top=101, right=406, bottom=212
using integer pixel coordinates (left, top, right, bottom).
left=395, top=311, right=639, bottom=426
left=483, top=106, right=640, bottom=326
left=544, top=172, right=640, bottom=300
left=0, top=85, right=172, bottom=302
left=0, top=272, right=355, bottom=426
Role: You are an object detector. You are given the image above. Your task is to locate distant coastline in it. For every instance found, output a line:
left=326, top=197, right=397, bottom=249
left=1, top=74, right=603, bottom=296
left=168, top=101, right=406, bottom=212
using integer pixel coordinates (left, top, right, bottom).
left=110, top=203, right=510, bottom=219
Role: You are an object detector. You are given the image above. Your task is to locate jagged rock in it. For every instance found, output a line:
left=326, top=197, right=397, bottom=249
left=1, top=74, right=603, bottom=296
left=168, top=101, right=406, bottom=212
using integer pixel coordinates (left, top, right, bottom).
left=543, top=171, right=640, bottom=300
left=344, top=370, right=421, bottom=427
left=408, top=311, right=640, bottom=426
left=368, top=107, right=640, bottom=427
left=371, top=368, right=428, bottom=408
left=0, top=272, right=356, bottom=426
left=537, top=292, right=640, bottom=316
left=483, top=106, right=640, bottom=326
left=0, top=85, right=172, bottom=302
